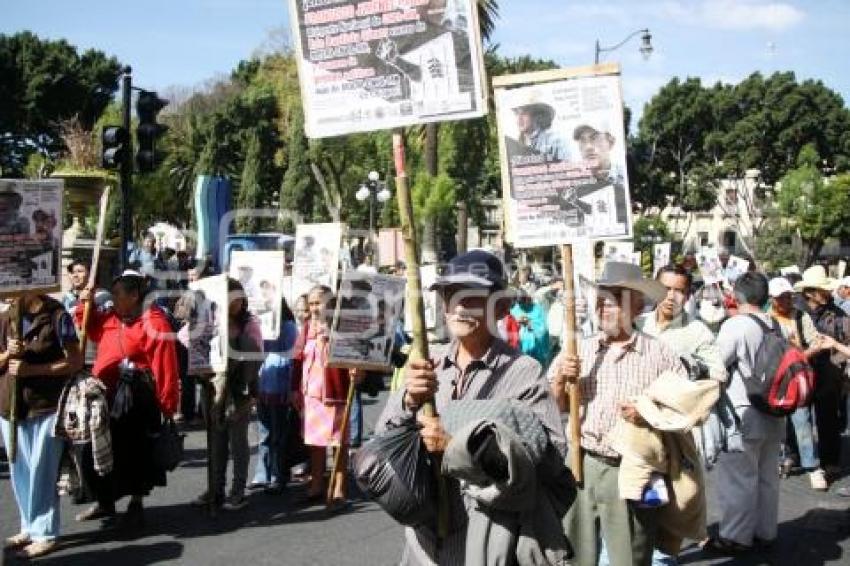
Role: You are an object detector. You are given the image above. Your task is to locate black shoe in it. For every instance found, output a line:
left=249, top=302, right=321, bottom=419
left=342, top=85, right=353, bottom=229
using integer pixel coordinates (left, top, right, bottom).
left=118, top=500, right=145, bottom=530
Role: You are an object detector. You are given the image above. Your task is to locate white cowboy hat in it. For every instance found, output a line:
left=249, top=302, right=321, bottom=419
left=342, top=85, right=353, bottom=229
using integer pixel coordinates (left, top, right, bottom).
left=793, top=265, right=837, bottom=292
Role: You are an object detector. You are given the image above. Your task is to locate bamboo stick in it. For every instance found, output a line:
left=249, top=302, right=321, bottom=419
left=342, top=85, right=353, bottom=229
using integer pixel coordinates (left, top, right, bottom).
left=326, top=376, right=356, bottom=505
left=560, top=244, right=583, bottom=483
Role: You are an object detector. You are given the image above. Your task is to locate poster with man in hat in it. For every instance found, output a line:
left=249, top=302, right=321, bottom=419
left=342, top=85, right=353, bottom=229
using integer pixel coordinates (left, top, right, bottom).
left=0, top=180, right=63, bottom=293
left=495, top=66, right=633, bottom=247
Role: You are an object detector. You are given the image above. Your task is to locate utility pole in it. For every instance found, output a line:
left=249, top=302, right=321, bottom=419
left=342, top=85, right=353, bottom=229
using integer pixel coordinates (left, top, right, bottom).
left=120, top=66, right=133, bottom=272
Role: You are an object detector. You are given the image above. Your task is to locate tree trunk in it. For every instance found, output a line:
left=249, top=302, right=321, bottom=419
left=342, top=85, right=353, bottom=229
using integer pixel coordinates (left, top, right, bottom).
left=425, top=123, right=439, bottom=177
left=456, top=201, right=468, bottom=253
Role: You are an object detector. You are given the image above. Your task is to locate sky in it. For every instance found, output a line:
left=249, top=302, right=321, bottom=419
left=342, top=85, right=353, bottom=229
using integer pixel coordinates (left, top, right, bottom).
left=4, top=0, right=850, bottom=127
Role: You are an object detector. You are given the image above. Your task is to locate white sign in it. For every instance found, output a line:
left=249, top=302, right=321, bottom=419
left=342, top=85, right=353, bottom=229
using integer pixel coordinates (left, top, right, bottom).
left=495, top=65, right=633, bottom=248
left=328, top=270, right=406, bottom=371
left=726, top=254, right=750, bottom=283
left=230, top=251, right=286, bottom=340
left=287, top=0, right=488, bottom=138
left=291, top=223, right=344, bottom=303
left=653, top=242, right=671, bottom=276
left=0, top=179, right=63, bottom=294
left=187, top=274, right=229, bottom=375
left=698, top=247, right=724, bottom=286
left=603, top=241, right=634, bottom=263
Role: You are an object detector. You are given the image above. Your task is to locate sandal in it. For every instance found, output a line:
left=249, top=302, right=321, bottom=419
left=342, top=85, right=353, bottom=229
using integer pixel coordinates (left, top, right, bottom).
left=701, top=536, right=752, bottom=555
left=17, top=539, right=58, bottom=559
left=4, top=532, right=31, bottom=549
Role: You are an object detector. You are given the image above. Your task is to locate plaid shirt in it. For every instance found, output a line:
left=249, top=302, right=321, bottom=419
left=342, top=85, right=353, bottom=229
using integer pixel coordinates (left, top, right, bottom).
left=554, top=331, right=686, bottom=459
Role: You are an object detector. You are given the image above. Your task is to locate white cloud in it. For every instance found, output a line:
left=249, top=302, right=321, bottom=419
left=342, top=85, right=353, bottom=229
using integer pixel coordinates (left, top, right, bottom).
left=653, top=0, right=805, bottom=31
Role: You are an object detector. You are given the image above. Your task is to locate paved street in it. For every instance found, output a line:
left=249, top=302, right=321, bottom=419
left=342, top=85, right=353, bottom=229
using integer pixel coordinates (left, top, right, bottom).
left=2, top=390, right=850, bottom=565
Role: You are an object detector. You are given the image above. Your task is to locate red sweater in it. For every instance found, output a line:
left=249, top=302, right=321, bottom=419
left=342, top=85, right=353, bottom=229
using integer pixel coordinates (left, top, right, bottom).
left=77, top=306, right=180, bottom=417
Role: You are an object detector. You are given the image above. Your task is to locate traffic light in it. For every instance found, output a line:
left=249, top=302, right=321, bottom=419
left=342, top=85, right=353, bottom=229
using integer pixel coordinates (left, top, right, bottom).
left=101, top=126, right=128, bottom=170
left=135, top=90, right=168, bottom=172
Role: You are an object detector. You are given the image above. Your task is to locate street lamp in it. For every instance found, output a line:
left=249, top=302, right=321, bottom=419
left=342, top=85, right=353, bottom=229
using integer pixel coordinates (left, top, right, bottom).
left=356, top=170, right=391, bottom=264
left=595, top=28, right=653, bottom=64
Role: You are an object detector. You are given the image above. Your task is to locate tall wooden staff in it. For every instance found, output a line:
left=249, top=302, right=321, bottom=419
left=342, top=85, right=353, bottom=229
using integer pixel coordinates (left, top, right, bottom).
left=78, top=187, right=111, bottom=354
left=326, top=377, right=356, bottom=505
left=560, top=245, right=582, bottom=483
left=393, top=130, right=449, bottom=538
left=6, top=298, right=23, bottom=463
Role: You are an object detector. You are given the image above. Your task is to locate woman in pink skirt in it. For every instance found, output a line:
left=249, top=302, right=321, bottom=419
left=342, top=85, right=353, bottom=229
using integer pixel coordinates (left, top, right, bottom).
left=297, top=286, right=353, bottom=509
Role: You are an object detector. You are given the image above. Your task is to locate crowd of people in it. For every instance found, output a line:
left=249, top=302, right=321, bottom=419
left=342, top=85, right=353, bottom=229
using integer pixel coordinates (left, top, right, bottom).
left=1, top=234, right=850, bottom=564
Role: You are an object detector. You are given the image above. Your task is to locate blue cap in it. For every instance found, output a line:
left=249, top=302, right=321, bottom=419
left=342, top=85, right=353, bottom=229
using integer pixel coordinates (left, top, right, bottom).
left=429, top=250, right=507, bottom=291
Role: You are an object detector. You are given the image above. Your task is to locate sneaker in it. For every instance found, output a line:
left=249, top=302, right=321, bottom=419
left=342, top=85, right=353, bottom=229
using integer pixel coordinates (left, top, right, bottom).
left=810, top=469, right=829, bottom=491
left=222, top=494, right=248, bottom=511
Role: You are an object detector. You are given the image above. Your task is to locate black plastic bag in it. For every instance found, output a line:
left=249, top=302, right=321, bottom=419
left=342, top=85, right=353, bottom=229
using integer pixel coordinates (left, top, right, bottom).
left=153, top=418, right=185, bottom=472
left=352, top=420, right=436, bottom=527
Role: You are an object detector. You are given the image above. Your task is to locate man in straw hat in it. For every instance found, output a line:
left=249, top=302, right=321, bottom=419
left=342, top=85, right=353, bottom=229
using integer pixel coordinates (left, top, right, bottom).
left=376, top=249, right=568, bottom=565
left=550, top=261, right=687, bottom=566
left=794, top=265, right=850, bottom=481
left=511, top=99, right=569, bottom=162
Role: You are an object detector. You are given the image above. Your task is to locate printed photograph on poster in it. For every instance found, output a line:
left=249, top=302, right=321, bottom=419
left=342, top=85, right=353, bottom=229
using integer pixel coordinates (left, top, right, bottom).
left=653, top=242, right=671, bottom=275
left=603, top=241, right=634, bottom=263
left=187, top=274, right=229, bottom=375
left=329, top=270, right=406, bottom=370
left=726, top=254, right=750, bottom=283
left=495, top=68, right=632, bottom=248
left=698, top=247, right=724, bottom=285
left=230, top=250, right=285, bottom=340
left=291, top=223, right=344, bottom=303
left=0, top=179, right=63, bottom=294
left=287, top=0, right=488, bottom=138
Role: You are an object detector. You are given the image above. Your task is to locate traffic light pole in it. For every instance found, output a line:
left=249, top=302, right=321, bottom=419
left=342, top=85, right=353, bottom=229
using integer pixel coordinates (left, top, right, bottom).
left=120, top=66, right=133, bottom=272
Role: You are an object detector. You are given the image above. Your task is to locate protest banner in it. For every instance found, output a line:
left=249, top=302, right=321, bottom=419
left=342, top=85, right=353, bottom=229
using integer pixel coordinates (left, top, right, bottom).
left=405, top=263, right=438, bottom=332
left=653, top=242, right=671, bottom=276
left=230, top=250, right=286, bottom=340
left=0, top=179, right=63, bottom=296
left=493, top=63, right=634, bottom=482
left=287, top=0, right=488, bottom=138
left=698, top=247, right=724, bottom=285
left=328, top=269, right=406, bottom=371
left=291, top=222, right=344, bottom=303
left=838, top=260, right=847, bottom=279
left=603, top=240, right=634, bottom=263
left=726, top=254, right=750, bottom=282
left=780, top=265, right=801, bottom=276
left=494, top=63, right=633, bottom=249
left=187, top=274, right=229, bottom=375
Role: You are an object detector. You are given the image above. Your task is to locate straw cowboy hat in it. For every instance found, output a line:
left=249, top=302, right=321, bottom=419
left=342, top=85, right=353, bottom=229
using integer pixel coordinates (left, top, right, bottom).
left=582, top=261, right=666, bottom=304
left=633, top=371, right=720, bottom=433
left=793, top=265, right=837, bottom=292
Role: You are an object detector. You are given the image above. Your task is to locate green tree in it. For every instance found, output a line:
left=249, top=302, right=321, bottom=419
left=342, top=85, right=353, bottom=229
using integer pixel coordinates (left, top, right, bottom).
left=0, top=32, right=122, bottom=176
left=280, top=111, right=315, bottom=229
left=236, top=131, right=264, bottom=232
left=776, top=145, right=850, bottom=266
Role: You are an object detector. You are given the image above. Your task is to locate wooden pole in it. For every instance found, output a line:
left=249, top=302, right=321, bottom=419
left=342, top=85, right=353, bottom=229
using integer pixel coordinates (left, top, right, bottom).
left=6, top=298, right=22, bottom=463
left=392, top=130, right=448, bottom=538
left=78, top=186, right=111, bottom=355
left=560, top=244, right=583, bottom=483
left=326, top=376, right=356, bottom=505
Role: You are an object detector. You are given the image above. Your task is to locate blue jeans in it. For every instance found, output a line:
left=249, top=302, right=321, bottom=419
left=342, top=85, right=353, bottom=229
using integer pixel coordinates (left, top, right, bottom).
left=252, top=403, right=288, bottom=485
left=349, top=390, right=363, bottom=448
left=0, top=414, right=63, bottom=541
left=791, top=405, right=820, bottom=470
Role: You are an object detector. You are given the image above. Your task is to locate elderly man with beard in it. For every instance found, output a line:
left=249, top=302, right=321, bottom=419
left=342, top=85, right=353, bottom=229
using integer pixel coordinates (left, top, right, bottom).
left=550, top=262, right=687, bottom=566
left=376, top=249, right=567, bottom=565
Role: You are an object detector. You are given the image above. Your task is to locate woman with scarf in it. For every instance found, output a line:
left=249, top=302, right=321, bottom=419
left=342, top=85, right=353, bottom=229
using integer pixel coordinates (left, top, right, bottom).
left=76, top=270, right=179, bottom=528
left=0, top=292, right=82, bottom=559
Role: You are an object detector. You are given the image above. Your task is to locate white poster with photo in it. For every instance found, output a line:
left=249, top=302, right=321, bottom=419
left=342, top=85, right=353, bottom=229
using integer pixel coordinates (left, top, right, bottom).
left=629, top=252, right=643, bottom=267
left=292, top=223, right=344, bottom=303
left=726, top=254, right=750, bottom=283
left=494, top=65, right=633, bottom=248
left=653, top=242, right=671, bottom=276
left=603, top=241, right=634, bottom=263
left=329, top=270, right=406, bottom=371
left=230, top=251, right=286, bottom=340
left=780, top=265, right=801, bottom=276
left=698, top=247, right=724, bottom=285
left=838, top=260, right=847, bottom=279
left=287, top=0, right=488, bottom=138
left=0, top=179, right=63, bottom=294
left=187, top=274, right=229, bottom=375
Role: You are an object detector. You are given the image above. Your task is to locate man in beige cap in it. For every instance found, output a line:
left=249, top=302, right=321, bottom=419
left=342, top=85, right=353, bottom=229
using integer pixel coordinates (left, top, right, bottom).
left=550, top=261, right=687, bottom=566
left=795, top=265, right=850, bottom=480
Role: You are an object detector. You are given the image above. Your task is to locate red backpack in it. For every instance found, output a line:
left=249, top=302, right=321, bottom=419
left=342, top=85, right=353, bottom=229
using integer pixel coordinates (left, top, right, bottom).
left=744, top=314, right=815, bottom=416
